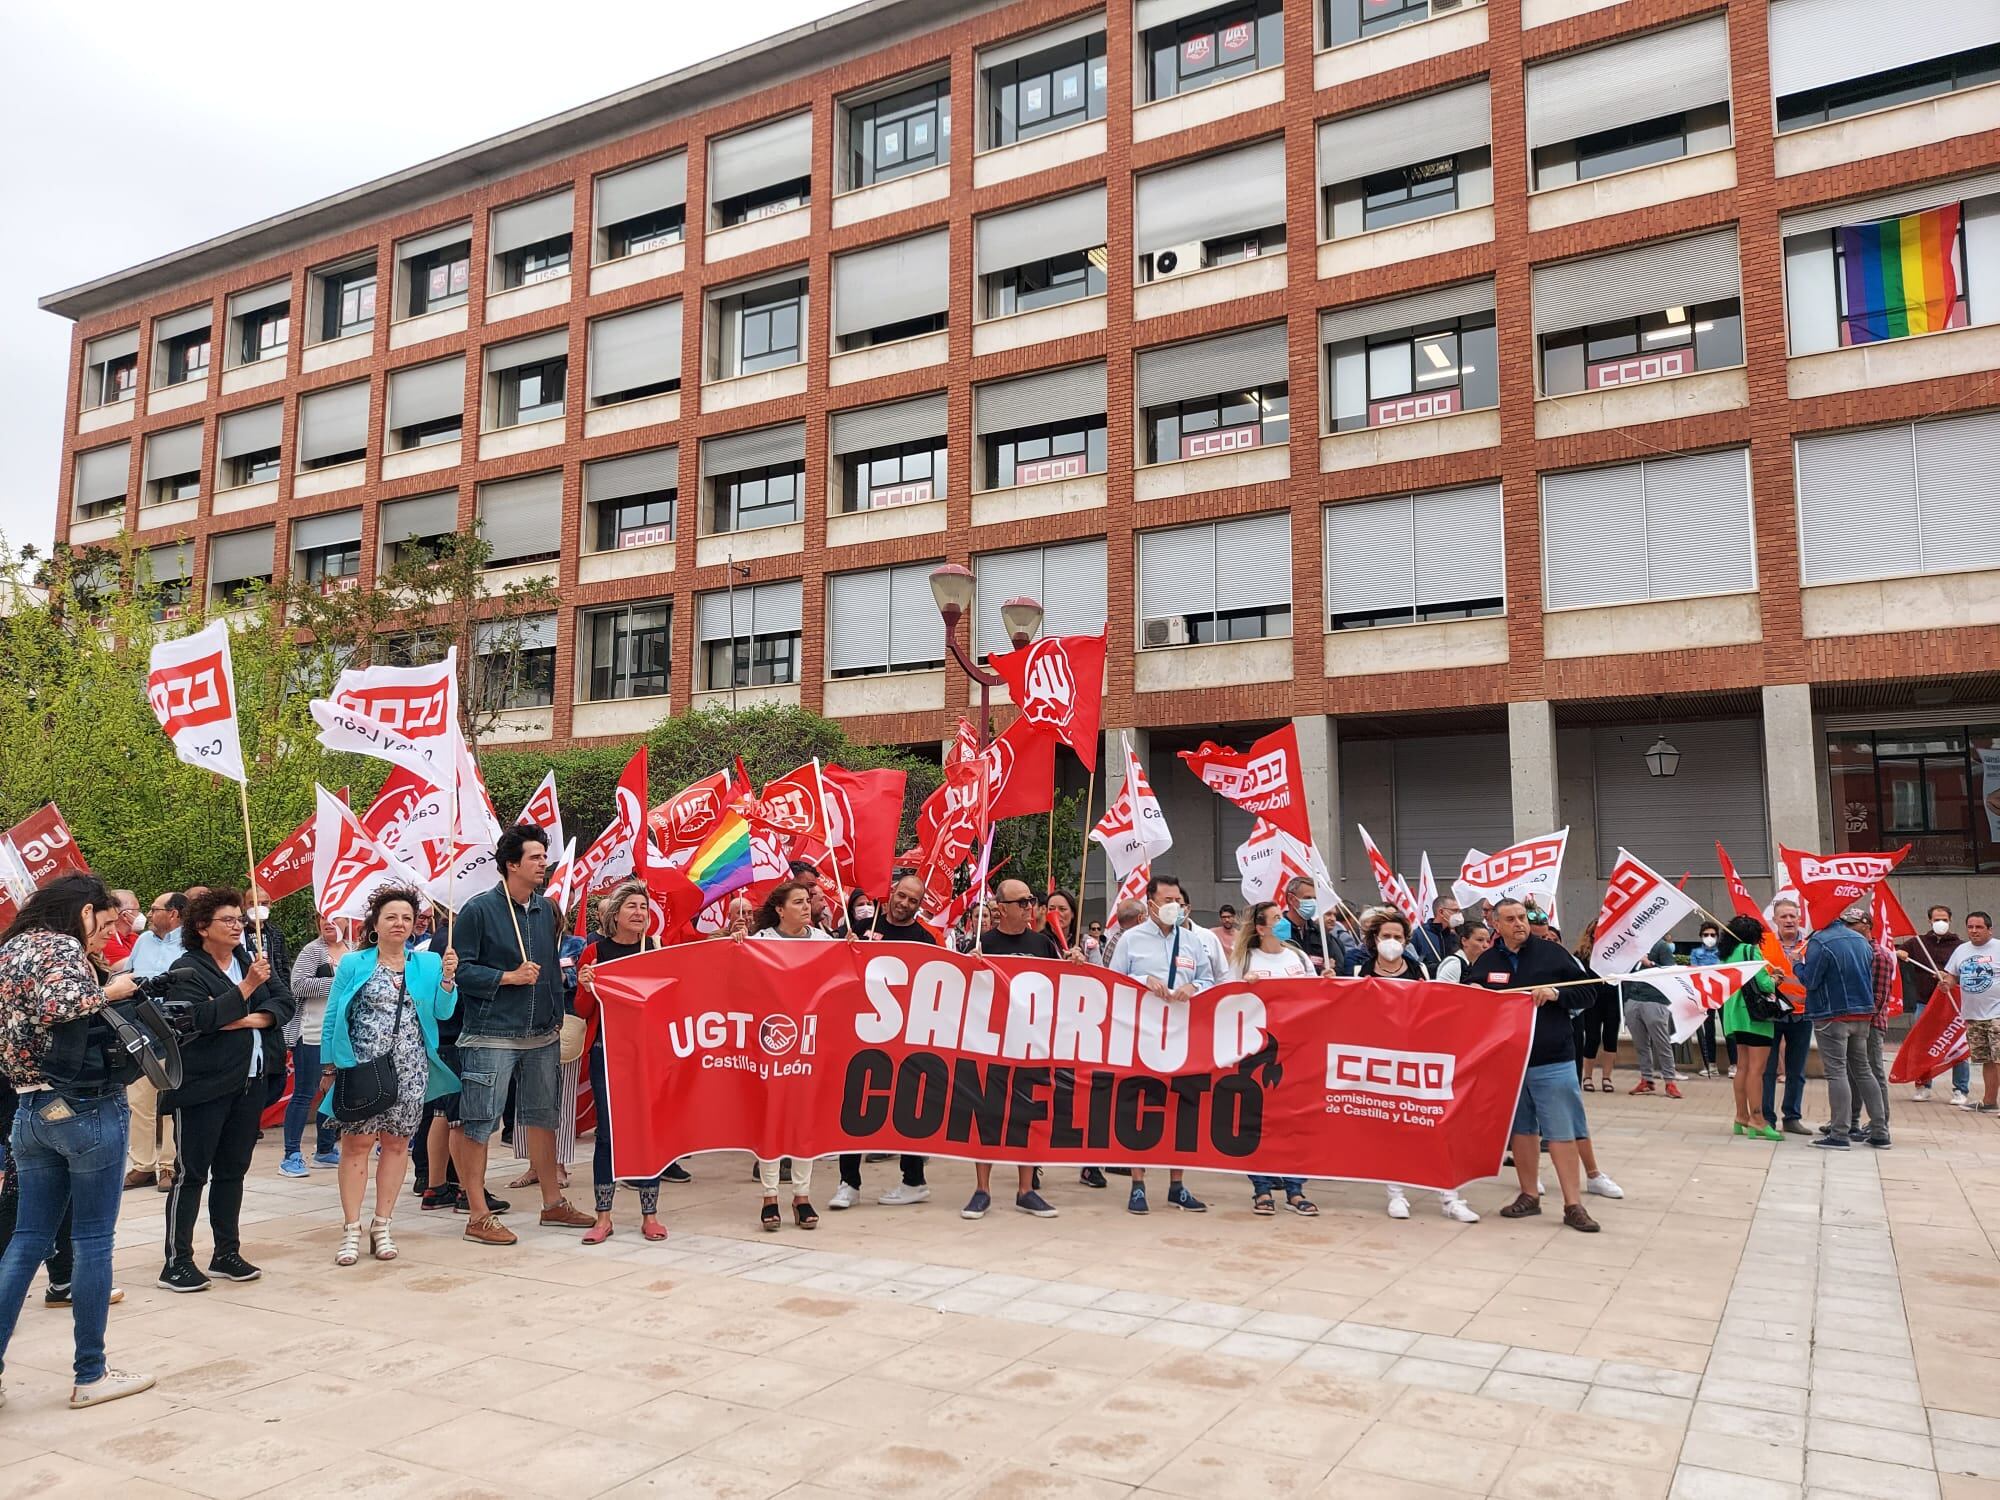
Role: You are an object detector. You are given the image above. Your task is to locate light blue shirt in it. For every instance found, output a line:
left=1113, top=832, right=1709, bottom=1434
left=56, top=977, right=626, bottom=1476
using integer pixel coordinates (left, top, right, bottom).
left=1111, top=919, right=1215, bottom=993
left=130, top=929, right=181, bottom=979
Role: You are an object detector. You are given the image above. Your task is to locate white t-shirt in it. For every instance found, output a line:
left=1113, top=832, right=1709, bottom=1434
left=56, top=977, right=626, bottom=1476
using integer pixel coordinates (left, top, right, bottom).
left=1947, top=939, right=2000, bottom=1022
left=1237, top=944, right=1312, bottom=980
left=753, top=927, right=832, bottom=941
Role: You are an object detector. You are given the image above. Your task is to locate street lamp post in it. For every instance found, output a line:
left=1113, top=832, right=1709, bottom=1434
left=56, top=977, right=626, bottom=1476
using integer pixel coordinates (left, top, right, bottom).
left=928, top=563, right=1042, bottom=754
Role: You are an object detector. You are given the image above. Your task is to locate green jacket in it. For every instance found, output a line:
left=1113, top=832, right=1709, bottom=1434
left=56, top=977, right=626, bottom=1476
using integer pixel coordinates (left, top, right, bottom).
left=1719, top=939, right=1779, bottom=1039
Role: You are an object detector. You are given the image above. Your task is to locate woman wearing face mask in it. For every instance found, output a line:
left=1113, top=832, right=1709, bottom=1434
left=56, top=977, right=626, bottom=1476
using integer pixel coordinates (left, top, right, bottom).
left=747, top=882, right=825, bottom=1230
left=574, top=882, right=669, bottom=1245
left=1688, top=922, right=1734, bottom=1079
left=846, top=890, right=878, bottom=940
left=1356, top=910, right=1481, bottom=1225
left=1229, top=902, right=1318, bottom=1216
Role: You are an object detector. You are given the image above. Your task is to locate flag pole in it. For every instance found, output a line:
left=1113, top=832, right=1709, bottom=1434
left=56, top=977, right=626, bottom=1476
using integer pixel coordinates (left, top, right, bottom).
left=1074, top=762, right=1096, bottom=924
left=236, top=780, right=263, bottom=952
left=811, top=757, right=847, bottom=916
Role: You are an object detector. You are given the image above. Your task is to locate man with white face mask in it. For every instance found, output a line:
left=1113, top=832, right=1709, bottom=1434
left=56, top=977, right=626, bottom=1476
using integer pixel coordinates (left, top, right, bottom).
left=1111, top=874, right=1212, bottom=1214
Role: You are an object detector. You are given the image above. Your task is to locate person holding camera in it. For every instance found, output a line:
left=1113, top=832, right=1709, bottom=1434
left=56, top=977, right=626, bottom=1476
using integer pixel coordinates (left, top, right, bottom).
left=0, top=872, right=155, bottom=1408
left=159, top=889, right=294, bottom=1293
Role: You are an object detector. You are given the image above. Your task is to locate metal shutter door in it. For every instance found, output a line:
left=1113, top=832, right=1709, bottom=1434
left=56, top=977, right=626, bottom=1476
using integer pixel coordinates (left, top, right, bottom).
left=1136, top=323, right=1289, bottom=408
left=1321, top=280, right=1496, bottom=347
left=1414, top=483, right=1504, bottom=610
left=596, top=154, right=687, bottom=227
left=380, top=493, right=459, bottom=545
left=827, top=569, right=891, bottom=674
left=1213, top=513, right=1292, bottom=613
left=1593, top=718, right=1769, bottom=876
left=1642, top=450, right=1754, bottom=600
left=834, top=230, right=949, bottom=337
left=398, top=224, right=470, bottom=263
left=1136, top=138, right=1286, bottom=256
left=1526, top=16, right=1733, bottom=149
left=491, top=191, right=573, bottom=254
left=1533, top=229, right=1741, bottom=334
left=585, top=448, right=678, bottom=504
left=299, top=382, right=370, bottom=464
left=1318, top=81, right=1492, bottom=186
left=709, top=114, right=813, bottom=202
left=209, top=526, right=274, bottom=584
left=227, top=283, right=289, bottom=318
left=388, top=356, right=465, bottom=429
left=589, top=301, right=681, bottom=400
left=85, top=329, right=137, bottom=366
left=1769, top=0, right=2000, bottom=99
left=1543, top=466, right=1647, bottom=609
left=155, top=306, right=211, bottom=343
left=485, top=329, right=567, bottom=374
left=1326, top=496, right=1414, bottom=621
left=217, top=404, right=281, bottom=459
left=753, top=579, right=803, bottom=636
left=478, top=472, right=562, bottom=563
left=291, top=509, right=362, bottom=553
left=832, top=393, right=948, bottom=456
left=1138, top=525, right=1216, bottom=623
left=1390, top=733, right=1515, bottom=875
left=701, top=421, right=806, bottom=477
left=143, top=425, right=202, bottom=482
left=889, top=562, right=943, bottom=666
left=1041, top=537, right=1108, bottom=638
left=1794, top=426, right=1916, bottom=585
left=974, top=547, right=1044, bottom=659
left=974, top=363, right=1106, bottom=434
left=977, top=188, right=1107, bottom=274
left=74, top=442, right=130, bottom=503
left=1782, top=171, right=2000, bottom=236
left=1916, top=411, right=2000, bottom=574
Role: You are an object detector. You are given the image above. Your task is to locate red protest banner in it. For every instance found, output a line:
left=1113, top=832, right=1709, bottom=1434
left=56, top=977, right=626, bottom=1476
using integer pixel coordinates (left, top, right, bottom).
left=1890, top=981, right=1967, bottom=1084
left=589, top=941, right=1538, bottom=1193
left=255, top=789, right=347, bottom=904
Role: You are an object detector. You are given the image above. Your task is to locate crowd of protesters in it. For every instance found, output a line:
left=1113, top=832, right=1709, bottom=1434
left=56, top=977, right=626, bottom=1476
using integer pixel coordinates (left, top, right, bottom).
left=0, top=821, right=1989, bottom=1411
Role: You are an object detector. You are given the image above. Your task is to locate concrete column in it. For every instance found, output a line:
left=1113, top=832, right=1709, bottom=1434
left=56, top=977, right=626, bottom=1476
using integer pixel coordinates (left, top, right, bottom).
left=1293, top=714, right=1340, bottom=880
left=1762, top=683, right=1821, bottom=862
left=1508, top=699, right=1561, bottom=839
left=1097, top=726, right=1149, bottom=914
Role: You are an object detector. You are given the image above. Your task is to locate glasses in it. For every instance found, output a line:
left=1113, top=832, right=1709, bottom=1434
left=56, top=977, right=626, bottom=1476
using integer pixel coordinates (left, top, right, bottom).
left=211, top=913, right=246, bottom=927
left=999, top=897, right=1035, bottom=909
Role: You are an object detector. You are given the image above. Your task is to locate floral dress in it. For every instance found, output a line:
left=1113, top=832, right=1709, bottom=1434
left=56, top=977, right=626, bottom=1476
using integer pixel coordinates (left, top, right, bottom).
left=333, top=965, right=427, bottom=1137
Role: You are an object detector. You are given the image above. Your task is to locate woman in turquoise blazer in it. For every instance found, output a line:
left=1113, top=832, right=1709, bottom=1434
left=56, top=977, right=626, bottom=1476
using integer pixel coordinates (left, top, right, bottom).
left=318, top=885, right=458, bottom=1265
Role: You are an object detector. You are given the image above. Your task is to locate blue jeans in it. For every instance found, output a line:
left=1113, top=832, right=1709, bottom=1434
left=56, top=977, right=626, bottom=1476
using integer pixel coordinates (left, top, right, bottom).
left=1248, top=1175, right=1306, bottom=1198
left=0, top=1092, right=128, bottom=1383
left=282, top=1040, right=336, bottom=1158
left=1762, top=1015, right=1813, bottom=1125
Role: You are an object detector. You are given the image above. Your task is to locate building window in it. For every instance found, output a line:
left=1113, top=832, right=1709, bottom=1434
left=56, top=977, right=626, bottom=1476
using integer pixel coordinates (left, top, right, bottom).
left=705, top=633, right=798, bottom=690
left=1146, top=385, right=1288, bottom=464
left=498, top=235, right=572, bottom=290
left=734, top=283, right=804, bottom=374
left=711, top=464, right=805, bottom=534
left=1139, top=224, right=1285, bottom=282
left=985, top=416, right=1107, bottom=489
left=1833, top=218, right=1968, bottom=348
left=396, top=415, right=462, bottom=450
left=407, top=243, right=471, bottom=315
left=99, top=355, right=138, bottom=406
left=1829, top=726, right=2000, bottom=874
left=241, top=306, right=289, bottom=364
left=842, top=441, right=946, bottom=512
left=1541, top=300, right=1743, bottom=397
left=232, top=449, right=281, bottom=488
left=149, top=471, right=200, bottom=507
left=1324, top=486, right=1505, bottom=631
left=985, top=249, right=1107, bottom=318
left=320, top=265, right=376, bottom=342
left=717, top=178, right=809, bottom=227
left=836, top=309, right=947, bottom=352
left=1780, top=43, right=2000, bottom=132
left=1145, top=0, right=1283, bottom=101
left=849, top=78, right=950, bottom=187
left=828, top=565, right=945, bottom=678
left=1325, top=0, right=1432, bottom=47
left=606, top=205, right=685, bottom=259
left=1532, top=105, right=1730, bottom=190
left=162, top=330, right=210, bottom=386
left=587, top=604, right=671, bottom=701
left=1330, top=314, right=1498, bottom=431
left=214, top=573, right=270, bottom=609
left=1137, top=514, right=1293, bottom=647
left=987, top=31, right=1107, bottom=147
left=388, top=531, right=451, bottom=567
left=1353, top=153, right=1482, bottom=233
left=479, top=634, right=558, bottom=711
left=299, top=542, right=362, bottom=592
left=498, top=357, right=566, bottom=427
left=594, top=491, right=675, bottom=551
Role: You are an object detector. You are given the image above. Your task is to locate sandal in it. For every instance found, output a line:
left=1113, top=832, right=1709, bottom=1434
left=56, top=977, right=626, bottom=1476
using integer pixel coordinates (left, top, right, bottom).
left=793, top=1199, right=819, bottom=1230
left=1285, top=1195, right=1320, bottom=1217
left=760, top=1201, right=782, bottom=1232
left=507, top=1170, right=539, bottom=1189
left=1581, top=1079, right=1595, bottom=1091
left=369, top=1216, right=397, bottom=1261
left=335, top=1222, right=362, bottom=1267
left=1252, top=1193, right=1276, bottom=1216
left=582, top=1221, right=613, bottom=1245
left=641, top=1219, right=669, bottom=1242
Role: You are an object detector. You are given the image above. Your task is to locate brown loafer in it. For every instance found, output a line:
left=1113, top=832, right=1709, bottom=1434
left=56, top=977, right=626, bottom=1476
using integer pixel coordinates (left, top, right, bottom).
left=1562, top=1204, right=1600, bottom=1233
left=538, top=1199, right=594, bottom=1229
left=1498, top=1193, right=1542, bottom=1219
left=156, top=1168, right=174, bottom=1193
left=123, top=1169, right=156, bottom=1190
left=463, top=1213, right=517, bottom=1246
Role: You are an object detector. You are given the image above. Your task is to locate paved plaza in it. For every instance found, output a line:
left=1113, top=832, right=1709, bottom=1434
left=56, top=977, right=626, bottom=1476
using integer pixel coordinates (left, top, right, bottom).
left=3, top=1071, right=1999, bottom=1499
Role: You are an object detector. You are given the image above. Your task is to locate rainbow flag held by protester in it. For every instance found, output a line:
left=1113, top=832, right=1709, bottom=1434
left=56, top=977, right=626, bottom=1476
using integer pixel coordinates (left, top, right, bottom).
left=1838, top=202, right=1961, bottom=346
left=684, top=812, right=755, bottom=902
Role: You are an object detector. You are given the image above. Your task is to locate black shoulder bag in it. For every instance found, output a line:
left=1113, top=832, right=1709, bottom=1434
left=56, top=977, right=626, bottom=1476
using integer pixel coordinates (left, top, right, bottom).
left=331, top=968, right=409, bottom=1123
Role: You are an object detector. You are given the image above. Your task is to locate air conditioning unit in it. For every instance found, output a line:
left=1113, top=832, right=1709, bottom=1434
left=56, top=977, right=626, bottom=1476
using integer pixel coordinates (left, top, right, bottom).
left=1151, top=241, right=1204, bottom=280
left=1142, top=615, right=1190, bottom=648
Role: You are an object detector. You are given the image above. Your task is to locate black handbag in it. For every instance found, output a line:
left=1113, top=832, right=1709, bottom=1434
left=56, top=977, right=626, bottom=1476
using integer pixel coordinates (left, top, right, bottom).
left=331, top=969, right=409, bottom=1123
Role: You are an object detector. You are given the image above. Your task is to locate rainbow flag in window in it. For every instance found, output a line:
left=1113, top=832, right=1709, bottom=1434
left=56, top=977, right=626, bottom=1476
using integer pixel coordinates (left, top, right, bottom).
left=1837, top=202, right=1962, bottom=346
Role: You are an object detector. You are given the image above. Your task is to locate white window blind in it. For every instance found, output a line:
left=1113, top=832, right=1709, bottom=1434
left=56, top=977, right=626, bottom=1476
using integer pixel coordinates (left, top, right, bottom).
left=1526, top=16, right=1732, bottom=150
left=697, top=579, right=803, bottom=641
left=1317, top=81, right=1491, bottom=186
left=292, top=509, right=362, bottom=554
left=1795, top=411, right=2000, bottom=584
left=209, top=526, right=274, bottom=584
left=73, top=442, right=130, bottom=506
left=1324, top=485, right=1504, bottom=624
left=298, top=381, right=370, bottom=465
left=143, top=425, right=203, bottom=483
left=491, top=191, right=572, bottom=255
left=217, top=403, right=282, bottom=460
left=1532, top=229, right=1741, bottom=334
left=827, top=562, right=943, bottom=674
left=478, top=471, right=563, bottom=565
left=596, top=154, right=687, bottom=228
left=977, top=188, right=1107, bottom=275
left=972, top=538, right=1109, bottom=658
left=1541, top=449, right=1754, bottom=609
left=833, top=231, right=949, bottom=338
left=1135, top=138, right=1286, bottom=257
left=1769, top=0, right=2000, bottom=100
left=709, top=114, right=813, bottom=204
left=1137, top=514, right=1293, bottom=624
left=388, top=357, right=465, bottom=429
left=588, top=300, right=682, bottom=400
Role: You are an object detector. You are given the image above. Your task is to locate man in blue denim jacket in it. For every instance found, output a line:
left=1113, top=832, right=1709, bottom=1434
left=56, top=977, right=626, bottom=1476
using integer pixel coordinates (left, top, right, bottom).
left=1802, top=904, right=1888, bottom=1150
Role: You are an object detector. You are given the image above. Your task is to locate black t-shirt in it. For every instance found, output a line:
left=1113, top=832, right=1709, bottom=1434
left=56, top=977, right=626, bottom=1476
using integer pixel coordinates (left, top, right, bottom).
left=870, top=919, right=935, bottom=945
left=981, top=928, right=1063, bottom=960
left=1465, top=934, right=1586, bottom=1067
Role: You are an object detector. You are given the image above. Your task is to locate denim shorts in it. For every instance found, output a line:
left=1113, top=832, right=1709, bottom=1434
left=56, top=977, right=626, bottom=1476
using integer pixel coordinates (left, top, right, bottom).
left=455, top=1039, right=559, bottom=1144
left=1511, top=1061, right=1591, bottom=1143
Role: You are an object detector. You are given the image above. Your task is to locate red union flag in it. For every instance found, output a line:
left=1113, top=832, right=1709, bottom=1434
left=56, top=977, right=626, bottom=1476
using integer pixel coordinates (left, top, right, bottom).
left=651, top=767, right=747, bottom=857
left=255, top=789, right=347, bottom=904
left=816, top=765, right=907, bottom=899
left=1891, top=979, right=1967, bottom=1083
left=1179, top=725, right=1313, bottom=847
left=515, top=770, right=565, bottom=855
left=1452, top=829, right=1569, bottom=921
left=332, top=650, right=458, bottom=741
left=574, top=748, right=651, bottom=896
left=1358, top=825, right=1419, bottom=925
left=311, top=784, right=422, bottom=920
left=6, top=805, right=90, bottom=890
left=738, top=760, right=831, bottom=847
left=1591, top=848, right=1700, bottom=975
left=146, top=620, right=246, bottom=783
left=990, top=633, right=1107, bottom=771
left=1780, top=845, right=1910, bottom=932
left=914, top=717, right=1056, bottom=865
left=1637, top=961, right=1770, bottom=1043
left=1715, top=840, right=1763, bottom=921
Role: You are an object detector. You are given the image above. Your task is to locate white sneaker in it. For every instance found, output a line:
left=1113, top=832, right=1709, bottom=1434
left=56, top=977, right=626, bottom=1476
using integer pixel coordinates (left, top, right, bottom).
left=1386, top=1190, right=1411, bottom=1220
left=1954, top=1090, right=1971, bottom=1106
left=877, top=1183, right=930, bottom=1206
left=1440, top=1195, right=1480, bottom=1223
left=69, top=1369, right=154, bottom=1409
left=1587, top=1172, right=1624, bottom=1200
left=827, top=1182, right=858, bottom=1210
left=1727, top=1066, right=1737, bottom=1079
left=1913, top=1086, right=1932, bottom=1101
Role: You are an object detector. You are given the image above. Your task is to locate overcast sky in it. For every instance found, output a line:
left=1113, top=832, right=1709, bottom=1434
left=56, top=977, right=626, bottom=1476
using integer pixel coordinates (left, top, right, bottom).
left=0, top=0, right=853, bottom=557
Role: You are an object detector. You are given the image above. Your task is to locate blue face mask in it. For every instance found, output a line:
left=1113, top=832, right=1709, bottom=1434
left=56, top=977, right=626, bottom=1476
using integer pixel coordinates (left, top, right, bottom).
left=1297, top=900, right=1318, bottom=920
